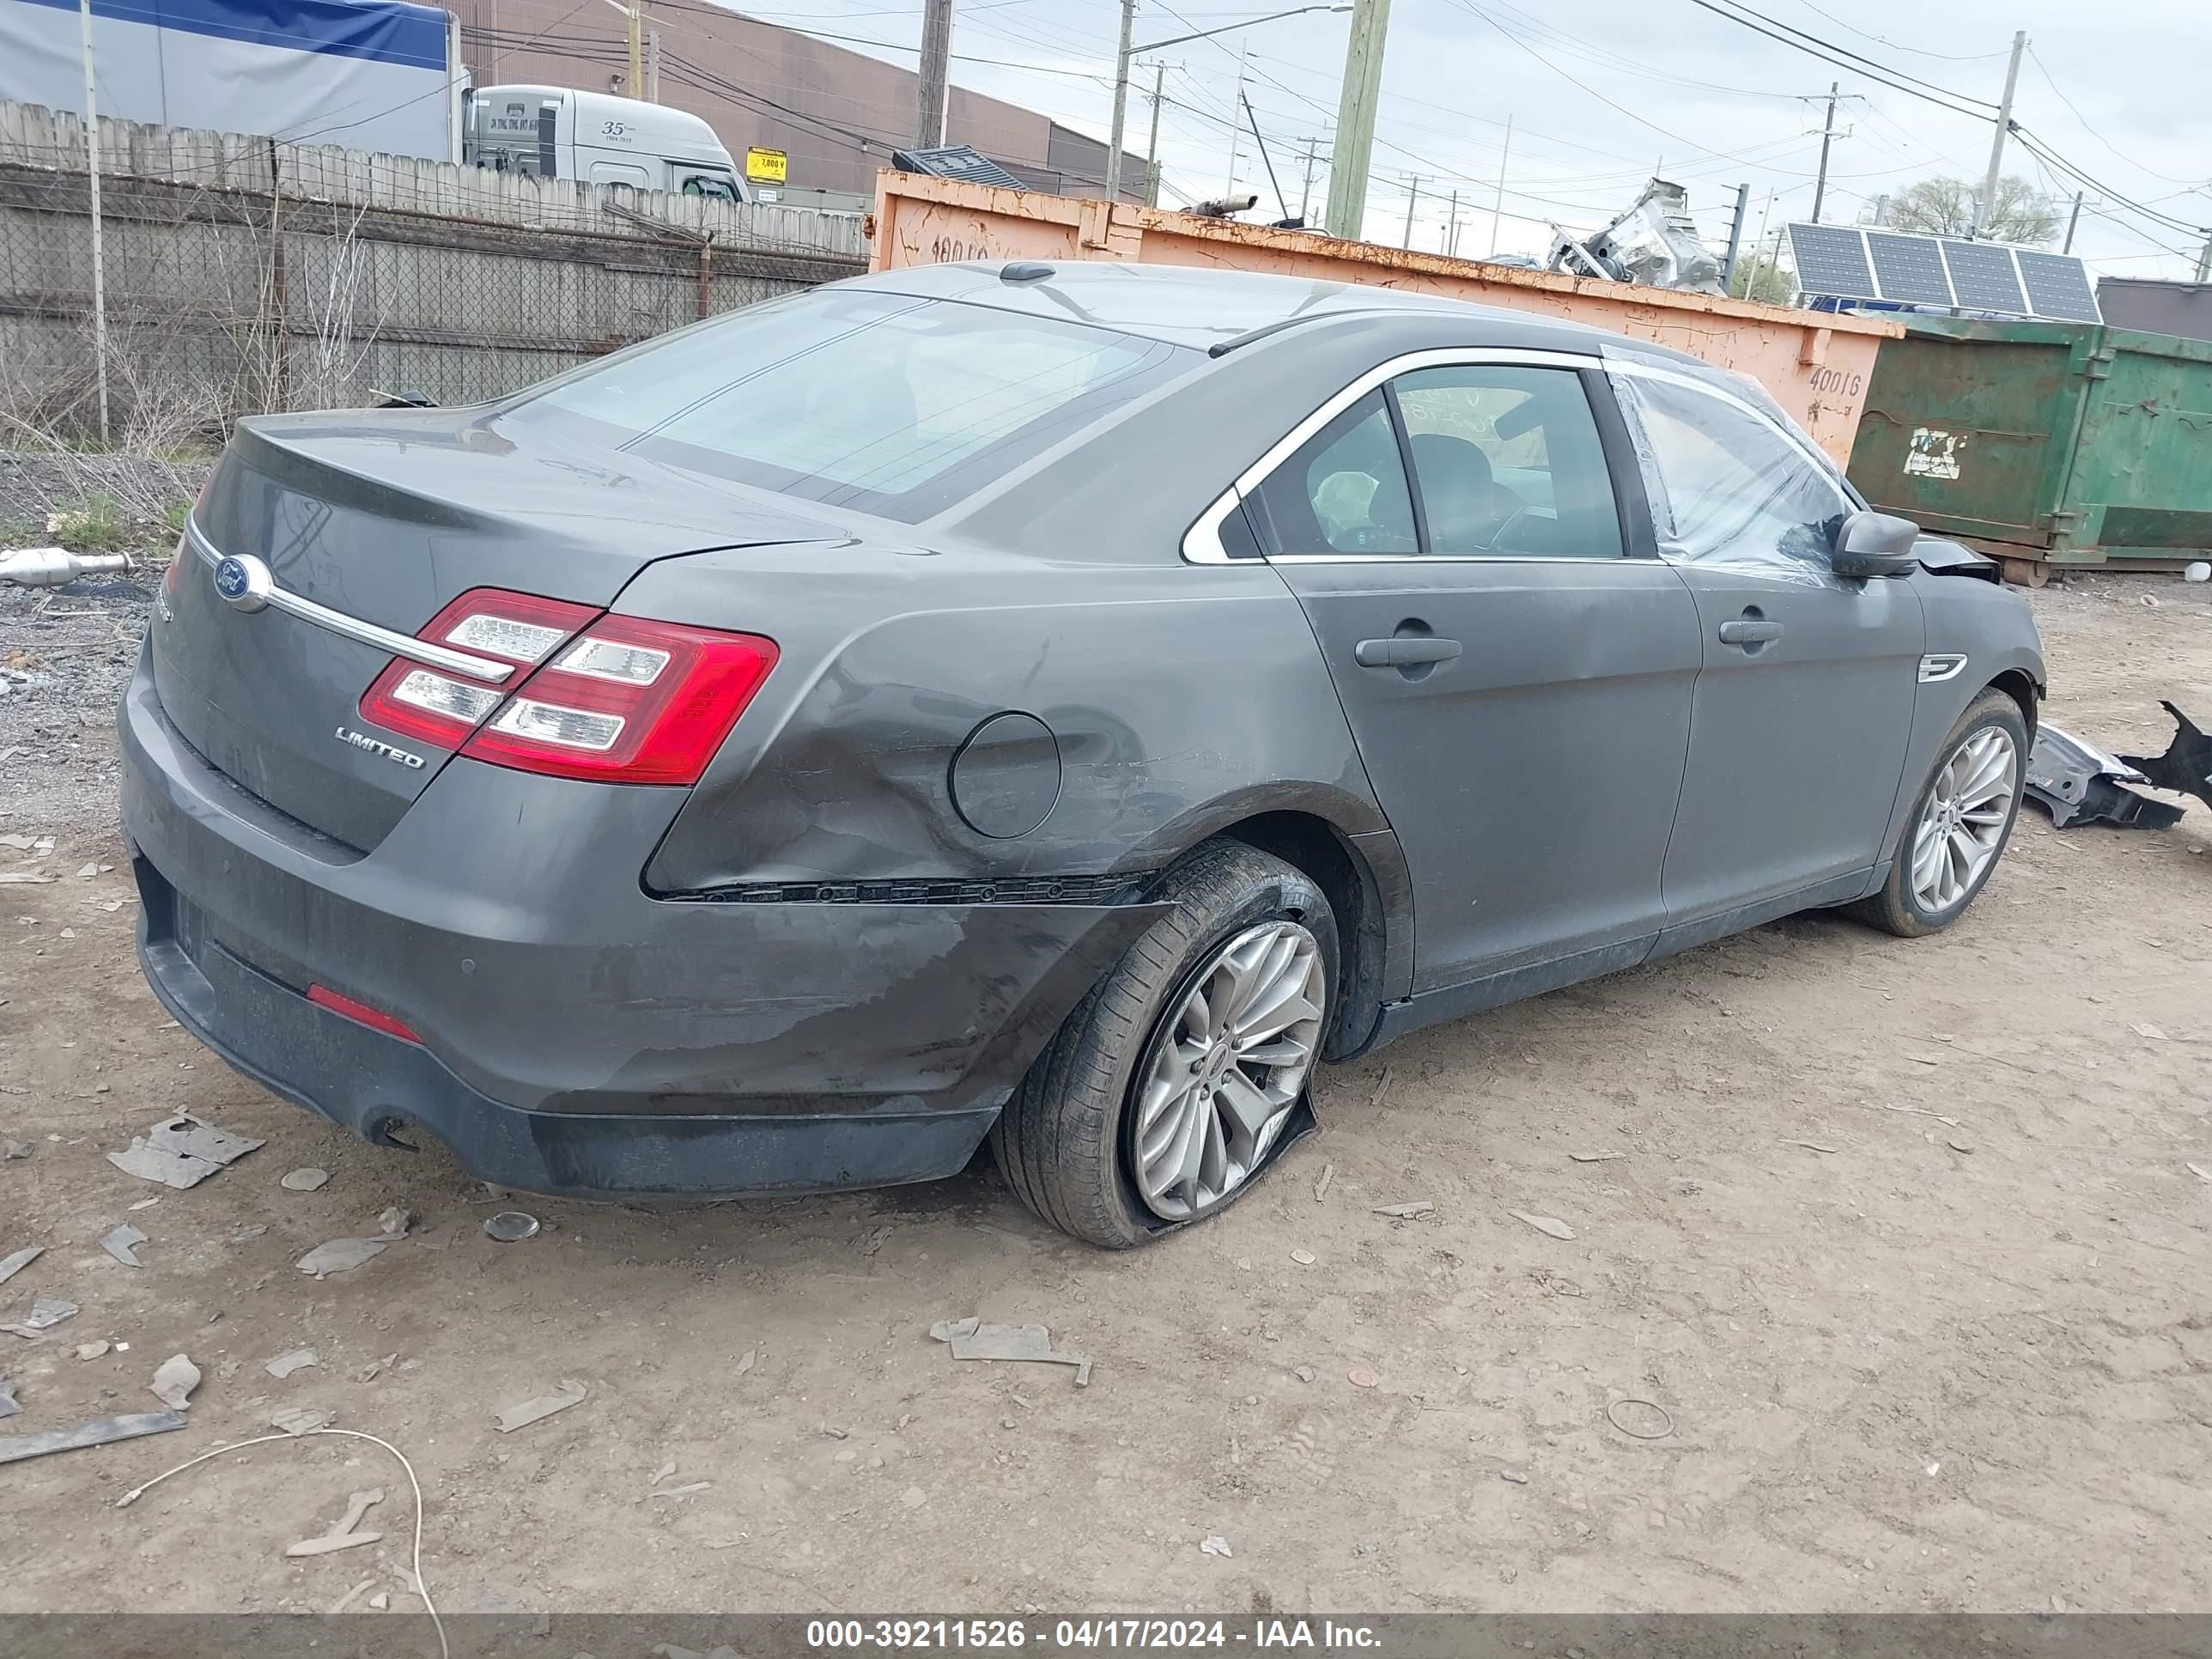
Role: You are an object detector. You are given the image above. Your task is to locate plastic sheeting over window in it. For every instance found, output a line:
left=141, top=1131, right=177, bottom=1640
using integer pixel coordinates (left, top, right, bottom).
left=1608, top=369, right=1854, bottom=586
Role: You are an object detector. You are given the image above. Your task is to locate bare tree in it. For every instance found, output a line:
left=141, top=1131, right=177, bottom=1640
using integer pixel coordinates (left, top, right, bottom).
left=1887, top=176, right=2060, bottom=246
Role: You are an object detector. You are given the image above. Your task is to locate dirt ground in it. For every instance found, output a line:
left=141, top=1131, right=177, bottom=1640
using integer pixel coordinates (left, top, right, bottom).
left=3, top=572, right=2209, bottom=1620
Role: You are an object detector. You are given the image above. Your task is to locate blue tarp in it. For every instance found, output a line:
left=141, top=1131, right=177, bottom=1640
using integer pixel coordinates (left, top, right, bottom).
left=10, top=0, right=447, bottom=69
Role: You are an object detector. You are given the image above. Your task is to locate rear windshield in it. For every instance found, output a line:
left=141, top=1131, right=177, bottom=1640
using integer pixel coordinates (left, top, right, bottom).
left=511, top=289, right=1192, bottom=522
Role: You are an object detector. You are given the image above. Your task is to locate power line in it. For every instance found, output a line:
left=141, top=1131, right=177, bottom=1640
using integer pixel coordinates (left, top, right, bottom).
left=2024, top=45, right=2197, bottom=187
left=1778, top=0, right=2007, bottom=61
left=1680, top=0, right=1996, bottom=110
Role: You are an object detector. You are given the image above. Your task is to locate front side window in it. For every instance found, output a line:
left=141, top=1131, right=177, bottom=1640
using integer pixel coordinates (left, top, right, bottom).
left=678, top=170, right=739, bottom=200
left=511, top=290, right=1190, bottom=523
left=1392, top=365, right=1623, bottom=557
left=1613, top=373, right=1851, bottom=580
left=1246, top=390, right=1418, bottom=556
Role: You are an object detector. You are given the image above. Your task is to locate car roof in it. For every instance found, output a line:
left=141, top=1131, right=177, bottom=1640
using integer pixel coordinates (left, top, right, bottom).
left=854, top=258, right=1674, bottom=360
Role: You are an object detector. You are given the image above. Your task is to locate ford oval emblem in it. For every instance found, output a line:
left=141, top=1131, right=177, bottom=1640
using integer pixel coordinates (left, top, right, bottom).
left=211, top=552, right=272, bottom=613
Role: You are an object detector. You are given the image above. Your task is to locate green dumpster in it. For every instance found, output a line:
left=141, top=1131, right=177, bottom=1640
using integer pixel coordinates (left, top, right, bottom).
left=1845, top=314, right=2212, bottom=577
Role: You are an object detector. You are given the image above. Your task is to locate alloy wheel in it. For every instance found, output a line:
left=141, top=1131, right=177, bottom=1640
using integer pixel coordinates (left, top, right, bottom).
left=1129, top=920, right=1325, bottom=1221
left=1909, top=726, right=2019, bottom=915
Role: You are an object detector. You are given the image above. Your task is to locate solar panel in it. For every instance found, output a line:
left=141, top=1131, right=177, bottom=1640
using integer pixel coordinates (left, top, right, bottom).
left=1787, top=223, right=1877, bottom=302
left=890, top=143, right=1025, bottom=189
left=2016, top=250, right=2103, bottom=322
left=1867, top=232, right=1954, bottom=306
left=1939, top=240, right=2027, bottom=313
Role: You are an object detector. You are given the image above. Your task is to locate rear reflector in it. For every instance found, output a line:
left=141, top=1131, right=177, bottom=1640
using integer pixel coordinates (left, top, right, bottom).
left=460, top=615, right=779, bottom=786
left=308, top=983, right=423, bottom=1044
left=356, top=590, right=777, bottom=787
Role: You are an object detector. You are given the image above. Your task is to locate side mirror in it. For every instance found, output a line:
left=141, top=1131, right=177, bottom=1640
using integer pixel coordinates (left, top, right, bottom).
left=1831, top=510, right=1921, bottom=580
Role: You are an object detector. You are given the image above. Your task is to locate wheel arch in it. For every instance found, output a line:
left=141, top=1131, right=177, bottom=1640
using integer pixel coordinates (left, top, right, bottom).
left=1206, top=808, right=1405, bottom=1062
left=1986, top=667, right=2041, bottom=739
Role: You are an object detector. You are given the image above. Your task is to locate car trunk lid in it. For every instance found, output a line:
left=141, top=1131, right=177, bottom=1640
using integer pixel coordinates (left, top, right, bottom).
left=153, top=407, right=843, bottom=852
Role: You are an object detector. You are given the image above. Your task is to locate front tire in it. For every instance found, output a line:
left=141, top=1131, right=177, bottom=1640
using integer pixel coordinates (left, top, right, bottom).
left=991, top=840, right=1337, bottom=1249
left=1850, top=687, right=2027, bottom=938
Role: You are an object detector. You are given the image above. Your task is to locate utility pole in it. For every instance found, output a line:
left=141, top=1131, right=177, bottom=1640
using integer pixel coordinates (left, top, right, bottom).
left=1978, top=29, right=2027, bottom=236
left=915, top=0, right=953, bottom=148
left=76, top=0, right=107, bottom=442
left=1488, top=113, right=1511, bottom=255
left=1810, top=81, right=1838, bottom=223
left=1223, top=39, right=1249, bottom=198
left=1401, top=174, right=1419, bottom=248
left=2062, top=190, right=2085, bottom=253
left=625, top=0, right=642, bottom=102
left=1297, top=137, right=1321, bottom=222
left=1104, top=0, right=1135, bottom=200
left=2197, top=228, right=2211, bottom=283
left=1144, top=62, right=1168, bottom=206
left=1722, top=180, right=1749, bottom=293
left=1323, top=0, right=1389, bottom=240
left=646, top=26, right=659, bottom=100
left=1444, top=186, right=1458, bottom=257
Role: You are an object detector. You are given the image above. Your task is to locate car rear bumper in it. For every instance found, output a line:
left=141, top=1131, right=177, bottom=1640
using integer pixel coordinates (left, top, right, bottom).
left=118, top=647, right=1167, bottom=1197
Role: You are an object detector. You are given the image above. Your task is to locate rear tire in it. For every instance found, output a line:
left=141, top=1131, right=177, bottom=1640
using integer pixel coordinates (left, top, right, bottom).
left=1850, top=687, right=2027, bottom=939
left=991, top=840, right=1337, bottom=1249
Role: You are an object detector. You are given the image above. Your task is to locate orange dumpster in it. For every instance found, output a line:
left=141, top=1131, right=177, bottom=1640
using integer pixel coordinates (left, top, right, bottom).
left=866, top=172, right=1901, bottom=466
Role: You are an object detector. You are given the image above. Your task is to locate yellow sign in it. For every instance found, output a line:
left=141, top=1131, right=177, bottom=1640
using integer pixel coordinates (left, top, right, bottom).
left=744, top=147, right=787, bottom=185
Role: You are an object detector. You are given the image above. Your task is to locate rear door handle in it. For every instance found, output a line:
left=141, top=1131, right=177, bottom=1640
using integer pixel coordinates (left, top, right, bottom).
left=1354, top=637, right=1463, bottom=667
left=1717, top=619, right=1784, bottom=646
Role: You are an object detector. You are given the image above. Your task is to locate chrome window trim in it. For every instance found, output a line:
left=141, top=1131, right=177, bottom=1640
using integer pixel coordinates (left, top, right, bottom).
left=185, top=519, right=516, bottom=685
left=1180, top=347, right=1845, bottom=567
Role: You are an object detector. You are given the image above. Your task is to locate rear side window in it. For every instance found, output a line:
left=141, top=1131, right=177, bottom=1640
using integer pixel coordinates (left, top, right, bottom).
left=513, top=290, right=1190, bottom=522
left=1246, top=390, right=1418, bottom=556
left=1391, top=366, right=1623, bottom=558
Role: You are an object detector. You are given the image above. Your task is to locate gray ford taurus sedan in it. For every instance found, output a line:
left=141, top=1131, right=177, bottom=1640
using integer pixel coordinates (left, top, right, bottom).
left=121, top=260, right=2044, bottom=1246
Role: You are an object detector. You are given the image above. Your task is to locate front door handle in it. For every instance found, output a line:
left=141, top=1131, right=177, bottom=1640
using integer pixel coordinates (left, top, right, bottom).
left=1354, top=637, right=1463, bottom=668
left=1717, top=618, right=1784, bottom=646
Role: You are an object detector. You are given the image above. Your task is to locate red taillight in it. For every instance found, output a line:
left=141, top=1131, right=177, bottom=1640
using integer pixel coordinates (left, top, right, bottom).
left=460, top=615, right=779, bottom=786
left=360, top=588, right=599, bottom=748
left=356, top=589, right=777, bottom=787
left=308, top=983, right=423, bottom=1044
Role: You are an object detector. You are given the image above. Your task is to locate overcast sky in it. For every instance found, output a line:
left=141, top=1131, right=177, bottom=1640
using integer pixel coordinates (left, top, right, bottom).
left=723, top=0, right=2209, bottom=280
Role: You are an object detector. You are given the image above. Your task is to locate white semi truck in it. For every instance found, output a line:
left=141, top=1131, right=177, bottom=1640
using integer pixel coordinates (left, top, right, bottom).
left=466, top=84, right=746, bottom=199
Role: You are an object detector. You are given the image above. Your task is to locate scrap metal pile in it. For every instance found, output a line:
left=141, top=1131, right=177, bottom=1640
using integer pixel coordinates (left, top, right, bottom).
left=2027, top=701, right=2212, bottom=830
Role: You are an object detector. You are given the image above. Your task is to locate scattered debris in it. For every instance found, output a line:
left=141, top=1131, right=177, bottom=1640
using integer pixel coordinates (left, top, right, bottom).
left=327, top=1578, right=377, bottom=1614
left=2120, top=702, right=2212, bottom=815
left=734, top=1348, right=757, bottom=1377
left=1346, top=1364, right=1379, bottom=1389
left=2187, top=1163, right=2212, bottom=1184
left=228, top=1224, right=268, bottom=1243
left=494, top=1379, right=588, bottom=1432
left=854, top=1224, right=893, bottom=1257
left=1605, top=1397, right=1676, bottom=1440
left=376, top=1206, right=413, bottom=1239
left=650, top=1460, right=678, bottom=1486
left=265, top=1347, right=319, bottom=1379
left=1500, top=1468, right=1528, bottom=1485
left=1199, top=1535, right=1232, bottom=1558
left=1313, top=1162, right=1334, bottom=1202
left=0, top=872, right=56, bottom=885
left=901, top=1486, right=927, bottom=1510
left=1372, top=1201, right=1432, bottom=1218
left=929, top=1317, right=1091, bottom=1386
left=0, top=1377, right=17, bottom=1419
left=280, top=1168, right=330, bottom=1193
left=0, top=1410, right=186, bottom=1465
left=1948, top=1139, right=1975, bottom=1155
left=1509, top=1211, right=1576, bottom=1241
left=150, top=1353, right=200, bottom=1410
left=1370, top=1066, right=1393, bottom=1108
left=2026, top=723, right=2185, bottom=830
left=284, top=1531, right=384, bottom=1557
left=651, top=1481, right=712, bottom=1499
left=320, top=1487, right=385, bottom=1539
left=483, top=1211, right=539, bottom=1243
left=2130, top=1021, right=2170, bottom=1042
left=297, top=1237, right=389, bottom=1279
left=149, top=1115, right=263, bottom=1166
left=1788, top=1140, right=1839, bottom=1154
left=100, top=1223, right=149, bottom=1267
left=1293, top=1364, right=1316, bottom=1383
left=271, top=1407, right=336, bottom=1436
left=127, top=1197, right=159, bottom=1212
left=0, top=1245, right=42, bottom=1285
left=368, top=1593, right=389, bottom=1611
left=1568, top=1152, right=1625, bottom=1163
left=1289, top=1249, right=1316, bottom=1266
left=4, top=1295, right=78, bottom=1338
left=106, top=1139, right=222, bottom=1190
left=75, top=1340, right=110, bottom=1361
left=2, top=1141, right=29, bottom=1160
